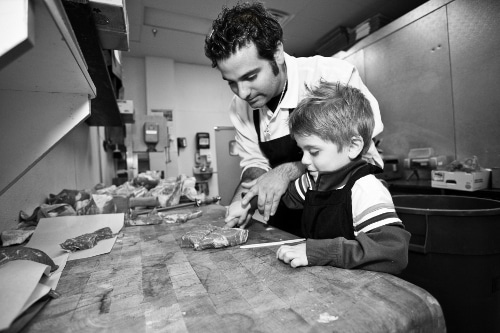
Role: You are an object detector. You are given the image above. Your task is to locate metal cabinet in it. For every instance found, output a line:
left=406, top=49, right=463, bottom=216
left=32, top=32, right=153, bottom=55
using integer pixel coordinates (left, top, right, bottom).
left=363, top=7, right=455, bottom=164
left=447, top=0, right=500, bottom=166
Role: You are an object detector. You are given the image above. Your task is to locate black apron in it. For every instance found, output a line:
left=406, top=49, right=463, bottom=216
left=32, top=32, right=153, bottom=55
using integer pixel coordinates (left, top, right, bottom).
left=301, top=163, right=381, bottom=239
left=253, top=109, right=304, bottom=236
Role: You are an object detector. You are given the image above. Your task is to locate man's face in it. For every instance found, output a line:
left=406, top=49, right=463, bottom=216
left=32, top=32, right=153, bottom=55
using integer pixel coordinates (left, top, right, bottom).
left=295, top=134, right=351, bottom=181
left=216, top=43, right=283, bottom=109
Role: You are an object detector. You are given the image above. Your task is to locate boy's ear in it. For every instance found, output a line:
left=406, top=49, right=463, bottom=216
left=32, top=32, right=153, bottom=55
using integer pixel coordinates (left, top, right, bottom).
left=274, top=42, right=285, bottom=65
left=348, top=136, right=364, bottom=160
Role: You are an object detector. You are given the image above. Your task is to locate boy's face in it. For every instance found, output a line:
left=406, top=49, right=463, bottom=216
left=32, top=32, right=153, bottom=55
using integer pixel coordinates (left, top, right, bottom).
left=295, top=134, right=351, bottom=181
left=216, top=42, right=284, bottom=109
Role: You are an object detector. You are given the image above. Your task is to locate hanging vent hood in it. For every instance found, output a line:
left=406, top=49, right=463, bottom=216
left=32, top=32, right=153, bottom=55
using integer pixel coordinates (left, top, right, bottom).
left=88, top=0, right=129, bottom=51
left=63, top=0, right=129, bottom=126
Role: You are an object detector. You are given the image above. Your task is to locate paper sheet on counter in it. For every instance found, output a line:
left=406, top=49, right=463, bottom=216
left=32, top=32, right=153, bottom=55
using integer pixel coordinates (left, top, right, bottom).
left=41, top=253, right=69, bottom=290
left=0, top=260, right=51, bottom=330
left=26, top=213, right=124, bottom=261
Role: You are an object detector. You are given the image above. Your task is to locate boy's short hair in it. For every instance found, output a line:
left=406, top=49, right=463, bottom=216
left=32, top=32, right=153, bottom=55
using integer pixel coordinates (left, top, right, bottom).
left=204, top=2, right=283, bottom=68
left=289, top=80, right=375, bottom=155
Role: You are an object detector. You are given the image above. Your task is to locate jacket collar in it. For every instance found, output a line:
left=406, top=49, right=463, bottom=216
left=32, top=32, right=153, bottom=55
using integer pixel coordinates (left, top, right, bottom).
left=308, top=159, right=367, bottom=191
left=281, top=53, right=299, bottom=109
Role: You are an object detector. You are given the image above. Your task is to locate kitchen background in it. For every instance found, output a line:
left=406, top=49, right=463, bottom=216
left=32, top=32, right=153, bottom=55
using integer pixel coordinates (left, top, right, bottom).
left=1, top=0, right=499, bottom=232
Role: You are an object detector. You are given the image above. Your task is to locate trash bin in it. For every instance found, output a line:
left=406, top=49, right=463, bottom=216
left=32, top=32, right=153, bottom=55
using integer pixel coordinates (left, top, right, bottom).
left=393, top=195, right=500, bottom=333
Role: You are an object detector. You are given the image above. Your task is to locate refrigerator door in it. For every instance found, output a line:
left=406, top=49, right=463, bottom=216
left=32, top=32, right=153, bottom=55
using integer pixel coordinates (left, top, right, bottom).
left=214, top=126, right=241, bottom=206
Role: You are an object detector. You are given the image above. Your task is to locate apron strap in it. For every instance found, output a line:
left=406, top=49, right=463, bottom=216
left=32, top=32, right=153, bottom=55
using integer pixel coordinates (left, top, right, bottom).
left=253, top=108, right=296, bottom=143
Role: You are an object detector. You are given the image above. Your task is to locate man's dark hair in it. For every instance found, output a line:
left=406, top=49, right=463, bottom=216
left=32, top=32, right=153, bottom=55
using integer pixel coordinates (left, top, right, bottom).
left=204, top=2, right=283, bottom=68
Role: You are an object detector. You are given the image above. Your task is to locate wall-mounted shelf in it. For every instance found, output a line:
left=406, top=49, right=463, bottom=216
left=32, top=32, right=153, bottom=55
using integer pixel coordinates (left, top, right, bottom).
left=0, top=0, right=96, bottom=196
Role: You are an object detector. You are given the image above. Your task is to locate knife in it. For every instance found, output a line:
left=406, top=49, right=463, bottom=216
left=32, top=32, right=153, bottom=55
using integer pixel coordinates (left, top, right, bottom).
left=240, top=238, right=306, bottom=249
left=131, top=196, right=221, bottom=218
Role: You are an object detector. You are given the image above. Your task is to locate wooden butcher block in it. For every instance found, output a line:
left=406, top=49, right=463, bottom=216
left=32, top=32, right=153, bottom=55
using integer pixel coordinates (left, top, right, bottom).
left=22, top=204, right=445, bottom=332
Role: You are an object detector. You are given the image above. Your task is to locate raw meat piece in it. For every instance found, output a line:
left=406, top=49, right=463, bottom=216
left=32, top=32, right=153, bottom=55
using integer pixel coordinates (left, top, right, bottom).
left=0, top=247, right=59, bottom=272
left=160, top=210, right=203, bottom=223
left=180, top=224, right=217, bottom=248
left=181, top=224, right=248, bottom=250
left=1, top=229, right=35, bottom=246
left=60, top=227, right=113, bottom=252
left=126, top=215, right=163, bottom=226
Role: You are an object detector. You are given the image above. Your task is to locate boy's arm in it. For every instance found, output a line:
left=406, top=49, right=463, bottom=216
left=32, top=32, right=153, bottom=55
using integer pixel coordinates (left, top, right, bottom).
left=281, top=173, right=309, bottom=210
left=305, top=225, right=410, bottom=274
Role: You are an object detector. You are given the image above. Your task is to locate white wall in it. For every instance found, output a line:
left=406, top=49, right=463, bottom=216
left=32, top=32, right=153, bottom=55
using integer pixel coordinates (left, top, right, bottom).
left=174, top=63, right=235, bottom=196
left=122, top=56, right=234, bottom=196
left=0, top=124, right=109, bottom=232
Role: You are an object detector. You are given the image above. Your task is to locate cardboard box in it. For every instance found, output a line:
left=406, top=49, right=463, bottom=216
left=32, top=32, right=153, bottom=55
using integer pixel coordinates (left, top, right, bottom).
left=431, top=169, right=491, bottom=191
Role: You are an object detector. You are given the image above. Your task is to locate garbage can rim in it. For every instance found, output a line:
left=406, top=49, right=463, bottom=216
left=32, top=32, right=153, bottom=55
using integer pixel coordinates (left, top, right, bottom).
left=392, top=194, right=500, bottom=216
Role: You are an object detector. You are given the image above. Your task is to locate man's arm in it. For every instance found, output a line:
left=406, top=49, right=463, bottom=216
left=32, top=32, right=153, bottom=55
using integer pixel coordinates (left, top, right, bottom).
left=241, top=161, right=305, bottom=221
left=225, top=162, right=305, bottom=227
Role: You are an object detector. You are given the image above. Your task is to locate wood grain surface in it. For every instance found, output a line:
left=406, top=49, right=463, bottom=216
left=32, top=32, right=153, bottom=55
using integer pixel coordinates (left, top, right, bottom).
left=22, top=205, right=445, bottom=332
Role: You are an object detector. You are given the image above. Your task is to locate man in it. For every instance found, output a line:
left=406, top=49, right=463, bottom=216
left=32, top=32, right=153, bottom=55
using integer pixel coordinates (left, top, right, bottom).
left=204, top=2, right=383, bottom=236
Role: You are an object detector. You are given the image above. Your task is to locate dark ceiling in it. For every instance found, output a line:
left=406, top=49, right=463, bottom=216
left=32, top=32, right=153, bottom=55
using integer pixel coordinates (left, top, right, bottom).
left=125, top=0, right=429, bottom=65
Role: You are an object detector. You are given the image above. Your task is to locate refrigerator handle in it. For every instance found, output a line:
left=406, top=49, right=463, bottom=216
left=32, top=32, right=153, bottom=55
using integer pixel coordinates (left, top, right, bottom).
left=229, top=140, right=238, bottom=156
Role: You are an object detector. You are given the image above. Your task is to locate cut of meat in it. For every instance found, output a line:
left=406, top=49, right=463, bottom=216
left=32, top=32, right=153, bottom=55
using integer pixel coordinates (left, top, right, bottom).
left=0, top=247, right=59, bottom=272
left=180, top=224, right=248, bottom=250
left=180, top=224, right=217, bottom=248
left=60, top=227, right=113, bottom=252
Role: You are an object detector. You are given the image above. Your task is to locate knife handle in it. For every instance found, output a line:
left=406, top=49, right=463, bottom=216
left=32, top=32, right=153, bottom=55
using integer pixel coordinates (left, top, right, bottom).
left=197, top=196, right=221, bottom=206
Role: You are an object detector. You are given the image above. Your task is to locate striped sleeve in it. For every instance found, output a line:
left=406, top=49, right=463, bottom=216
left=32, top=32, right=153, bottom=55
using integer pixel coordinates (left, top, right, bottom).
left=281, top=173, right=310, bottom=209
left=351, top=175, right=403, bottom=236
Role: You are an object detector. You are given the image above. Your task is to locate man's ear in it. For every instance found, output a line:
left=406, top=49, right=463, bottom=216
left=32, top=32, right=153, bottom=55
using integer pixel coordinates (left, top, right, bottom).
left=274, top=42, right=285, bottom=65
left=348, top=136, right=364, bottom=160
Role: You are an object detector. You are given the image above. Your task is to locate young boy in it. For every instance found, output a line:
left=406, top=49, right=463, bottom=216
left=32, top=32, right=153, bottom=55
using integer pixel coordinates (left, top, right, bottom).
left=276, top=80, right=410, bottom=274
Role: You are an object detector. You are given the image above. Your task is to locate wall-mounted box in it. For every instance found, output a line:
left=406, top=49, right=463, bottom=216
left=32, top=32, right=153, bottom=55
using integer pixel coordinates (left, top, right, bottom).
left=117, top=99, right=134, bottom=123
left=431, top=169, right=491, bottom=192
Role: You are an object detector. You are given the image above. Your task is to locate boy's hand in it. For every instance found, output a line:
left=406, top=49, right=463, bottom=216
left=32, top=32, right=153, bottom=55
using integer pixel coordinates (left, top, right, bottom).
left=276, top=243, right=308, bottom=268
left=224, top=200, right=253, bottom=228
left=241, top=169, right=289, bottom=221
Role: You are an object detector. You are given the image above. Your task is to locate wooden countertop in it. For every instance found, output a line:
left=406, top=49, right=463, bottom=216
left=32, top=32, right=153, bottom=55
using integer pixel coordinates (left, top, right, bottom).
left=23, top=205, right=445, bottom=332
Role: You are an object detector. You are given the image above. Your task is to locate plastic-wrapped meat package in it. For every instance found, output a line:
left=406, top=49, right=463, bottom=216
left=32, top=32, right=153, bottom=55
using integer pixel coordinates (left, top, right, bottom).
left=84, top=194, right=115, bottom=215
left=180, top=224, right=248, bottom=250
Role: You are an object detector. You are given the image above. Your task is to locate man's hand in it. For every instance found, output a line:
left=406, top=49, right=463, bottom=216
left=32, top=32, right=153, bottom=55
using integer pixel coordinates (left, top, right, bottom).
left=241, top=162, right=304, bottom=221
left=276, top=243, right=308, bottom=268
